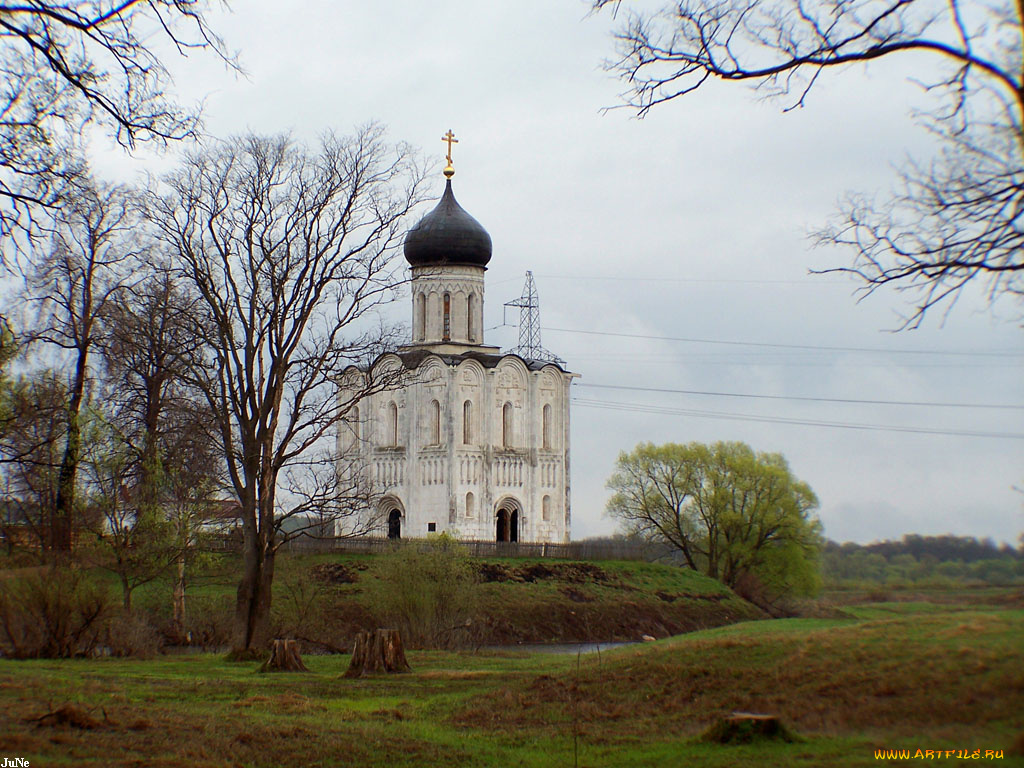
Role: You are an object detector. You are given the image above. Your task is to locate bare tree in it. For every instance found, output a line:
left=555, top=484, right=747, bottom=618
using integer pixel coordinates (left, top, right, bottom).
left=23, top=178, right=139, bottom=551
left=593, top=0, right=1023, bottom=327
left=97, top=267, right=221, bottom=622
left=0, top=0, right=234, bottom=254
left=101, top=268, right=210, bottom=505
left=161, top=402, right=220, bottom=633
left=79, top=408, right=175, bottom=610
left=148, top=126, right=426, bottom=653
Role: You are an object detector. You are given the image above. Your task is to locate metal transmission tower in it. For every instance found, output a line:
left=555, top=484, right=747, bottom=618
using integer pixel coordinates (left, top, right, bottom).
left=504, top=271, right=564, bottom=364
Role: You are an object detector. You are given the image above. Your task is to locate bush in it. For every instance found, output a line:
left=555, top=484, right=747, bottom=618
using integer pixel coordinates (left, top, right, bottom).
left=0, top=566, right=110, bottom=658
left=178, top=593, right=235, bottom=650
left=105, top=611, right=162, bottom=658
left=369, top=534, right=478, bottom=649
left=273, top=569, right=331, bottom=639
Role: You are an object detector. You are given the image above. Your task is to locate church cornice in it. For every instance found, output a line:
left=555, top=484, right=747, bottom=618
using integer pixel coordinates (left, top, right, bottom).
left=364, top=349, right=574, bottom=375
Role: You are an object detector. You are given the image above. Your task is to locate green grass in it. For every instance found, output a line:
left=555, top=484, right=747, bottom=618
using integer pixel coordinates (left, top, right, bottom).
left=1, top=601, right=1022, bottom=767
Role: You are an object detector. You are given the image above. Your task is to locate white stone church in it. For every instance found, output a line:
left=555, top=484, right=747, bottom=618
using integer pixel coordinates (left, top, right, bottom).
left=337, top=160, right=575, bottom=543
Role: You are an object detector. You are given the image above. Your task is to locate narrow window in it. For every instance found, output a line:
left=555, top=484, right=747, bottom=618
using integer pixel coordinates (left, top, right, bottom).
left=388, top=402, right=398, bottom=446
left=417, top=293, right=426, bottom=342
left=462, top=400, right=472, bottom=444
left=542, top=495, right=551, bottom=522
left=466, top=492, right=475, bottom=519
left=430, top=399, right=441, bottom=445
left=350, top=406, right=360, bottom=442
left=443, top=293, right=451, bottom=341
left=542, top=404, right=552, bottom=449
left=467, top=293, right=475, bottom=342
left=502, top=402, right=513, bottom=448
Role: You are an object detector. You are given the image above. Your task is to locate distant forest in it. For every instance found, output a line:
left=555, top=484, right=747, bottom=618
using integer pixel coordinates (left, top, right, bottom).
left=822, top=535, right=1024, bottom=586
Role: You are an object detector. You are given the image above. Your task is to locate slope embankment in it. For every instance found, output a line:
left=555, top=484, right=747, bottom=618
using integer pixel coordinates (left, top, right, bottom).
left=295, top=555, right=764, bottom=648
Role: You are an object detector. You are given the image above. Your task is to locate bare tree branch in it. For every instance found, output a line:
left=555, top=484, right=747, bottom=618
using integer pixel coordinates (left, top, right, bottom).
left=0, top=0, right=238, bottom=259
left=594, top=0, right=1023, bottom=327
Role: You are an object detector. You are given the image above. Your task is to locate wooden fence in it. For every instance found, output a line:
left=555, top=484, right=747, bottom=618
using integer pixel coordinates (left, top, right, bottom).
left=275, top=534, right=669, bottom=562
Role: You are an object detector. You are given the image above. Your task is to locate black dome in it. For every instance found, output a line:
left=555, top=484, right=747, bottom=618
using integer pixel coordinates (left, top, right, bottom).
left=404, top=180, right=492, bottom=268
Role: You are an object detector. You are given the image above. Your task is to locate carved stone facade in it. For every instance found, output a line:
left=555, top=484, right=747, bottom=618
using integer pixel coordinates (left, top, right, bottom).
left=339, top=352, right=573, bottom=542
left=337, top=178, right=574, bottom=542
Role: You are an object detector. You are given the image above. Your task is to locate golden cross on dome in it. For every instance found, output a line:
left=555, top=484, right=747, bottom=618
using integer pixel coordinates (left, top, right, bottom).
left=441, top=129, right=458, bottom=178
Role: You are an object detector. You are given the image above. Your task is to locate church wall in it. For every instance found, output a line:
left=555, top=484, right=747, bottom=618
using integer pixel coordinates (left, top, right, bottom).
left=343, top=352, right=572, bottom=543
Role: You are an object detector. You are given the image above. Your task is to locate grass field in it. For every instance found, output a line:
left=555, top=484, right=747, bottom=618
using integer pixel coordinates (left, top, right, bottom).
left=1, top=598, right=1021, bottom=767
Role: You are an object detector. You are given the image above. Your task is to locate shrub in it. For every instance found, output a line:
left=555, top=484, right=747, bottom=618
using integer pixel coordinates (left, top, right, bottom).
left=105, top=610, right=162, bottom=658
left=0, top=566, right=110, bottom=658
left=273, top=569, right=331, bottom=638
left=178, top=593, right=235, bottom=650
left=369, top=534, right=478, bottom=649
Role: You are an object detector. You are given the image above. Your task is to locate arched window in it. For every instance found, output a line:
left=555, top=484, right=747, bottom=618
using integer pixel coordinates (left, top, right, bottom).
left=462, top=400, right=472, bottom=444
left=467, top=293, right=475, bottom=342
left=388, top=402, right=398, bottom=446
left=443, top=293, right=451, bottom=341
left=502, top=402, right=513, bottom=448
left=429, top=399, right=441, bottom=445
left=465, top=492, right=475, bottom=519
left=542, top=495, right=551, bottom=522
left=416, top=293, right=426, bottom=342
left=542, top=404, right=552, bottom=449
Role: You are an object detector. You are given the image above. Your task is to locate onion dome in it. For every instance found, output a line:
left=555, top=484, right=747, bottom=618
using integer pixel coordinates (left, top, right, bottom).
left=404, top=180, right=492, bottom=268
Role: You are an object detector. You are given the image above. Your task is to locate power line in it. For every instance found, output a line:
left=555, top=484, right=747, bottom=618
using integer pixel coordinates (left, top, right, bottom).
left=573, top=397, right=1024, bottom=440
left=577, top=383, right=1024, bottom=410
left=534, top=273, right=848, bottom=286
left=566, top=354, right=1024, bottom=370
left=545, top=326, right=1022, bottom=358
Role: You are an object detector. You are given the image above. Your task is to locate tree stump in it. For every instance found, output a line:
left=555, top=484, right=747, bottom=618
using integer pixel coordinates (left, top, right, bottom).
left=344, top=629, right=411, bottom=678
left=258, top=639, right=309, bottom=673
left=700, top=712, right=799, bottom=744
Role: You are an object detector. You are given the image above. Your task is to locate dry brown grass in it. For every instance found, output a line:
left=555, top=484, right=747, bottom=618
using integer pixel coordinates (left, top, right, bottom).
left=232, top=692, right=325, bottom=713
left=455, top=611, right=1024, bottom=742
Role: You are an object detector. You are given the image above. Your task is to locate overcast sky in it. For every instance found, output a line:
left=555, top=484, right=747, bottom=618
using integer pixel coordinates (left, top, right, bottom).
left=94, top=0, right=1023, bottom=545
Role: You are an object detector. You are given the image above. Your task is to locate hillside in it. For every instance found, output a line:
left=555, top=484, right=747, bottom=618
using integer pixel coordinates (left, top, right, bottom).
left=282, top=555, right=764, bottom=648
left=134, top=554, right=765, bottom=650
left=459, top=605, right=1024, bottom=742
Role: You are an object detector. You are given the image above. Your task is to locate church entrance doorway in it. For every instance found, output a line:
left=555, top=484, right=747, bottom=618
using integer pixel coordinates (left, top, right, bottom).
left=387, top=509, right=402, bottom=540
left=495, top=506, right=518, bottom=543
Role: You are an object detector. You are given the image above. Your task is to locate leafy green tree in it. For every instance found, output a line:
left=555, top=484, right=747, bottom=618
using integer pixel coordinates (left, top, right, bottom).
left=606, top=441, right=823, bottom=599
